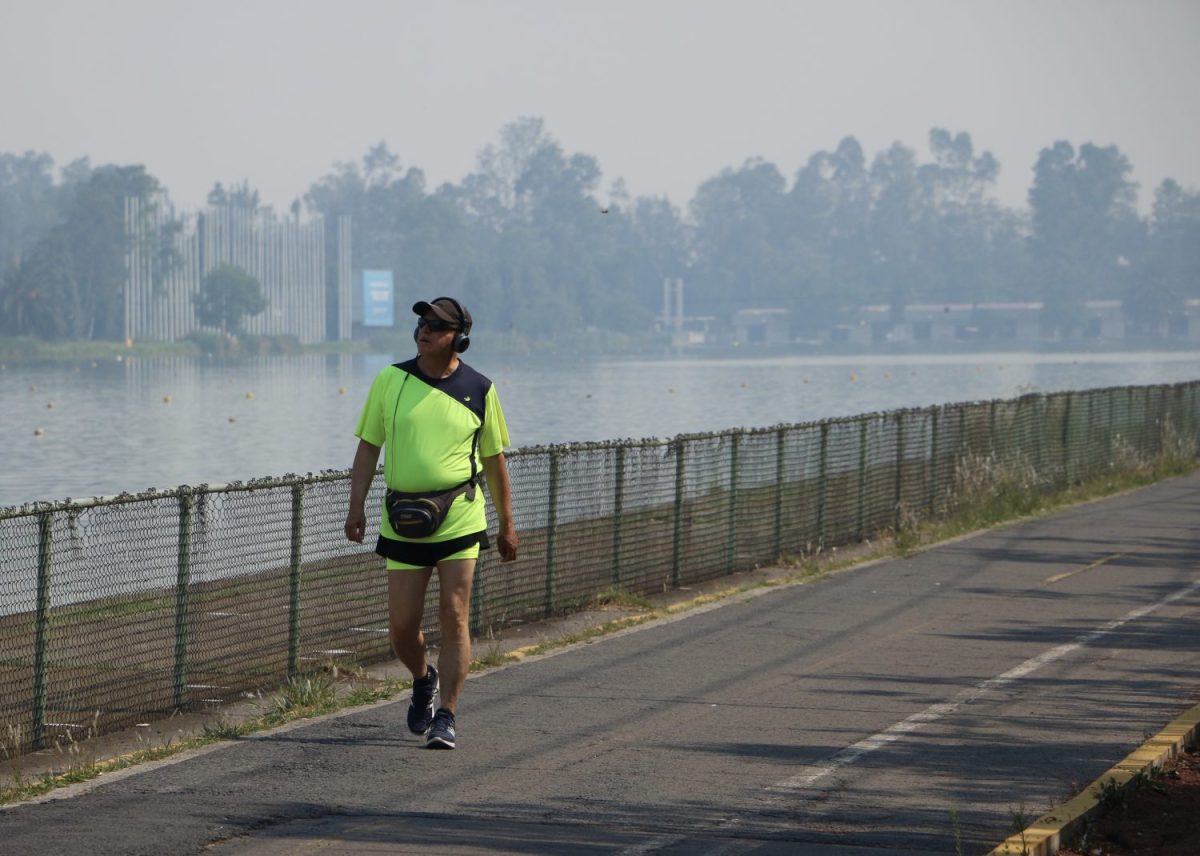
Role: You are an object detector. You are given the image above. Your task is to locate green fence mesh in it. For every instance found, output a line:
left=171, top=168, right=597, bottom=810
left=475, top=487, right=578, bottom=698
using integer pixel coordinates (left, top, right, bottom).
left=1, top=382, right=1196, bottom=754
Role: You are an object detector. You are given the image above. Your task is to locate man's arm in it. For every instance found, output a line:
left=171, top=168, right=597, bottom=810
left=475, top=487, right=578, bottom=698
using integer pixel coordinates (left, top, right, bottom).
left=482, top=452, right=518, bottom=562
left=344, top=439, right=382, bottom=543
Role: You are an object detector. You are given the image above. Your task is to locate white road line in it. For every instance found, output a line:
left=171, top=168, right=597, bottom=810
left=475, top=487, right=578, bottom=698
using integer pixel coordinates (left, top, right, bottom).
left=619, top=837, right=686, bottom=855
left=620, top=576, right=1200, bottom=855
left=772, top=576, right=1200, bottom=794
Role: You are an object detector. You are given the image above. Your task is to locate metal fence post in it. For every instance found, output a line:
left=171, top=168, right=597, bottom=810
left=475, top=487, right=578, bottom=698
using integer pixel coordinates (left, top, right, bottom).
left=32, top=512, right=52, bottom=750
left=1127, top=386, right=1135, bottom=450
left=1153, top=386, right=1164, bottom=455
left=989, top=399, right=998, bottom=455
left=288, top=483, right=303, bottom=677
left=958, top=404, right=967, bottom=458
left=613, top=444, right=625, bottom=587
left=1032, top=395, right=1044, bottom=474
left=544, top=449, right=559, bottom=617
left=1174, top=384, right=1184, bottom=452
left=894, top=412, right=905, bottom=527
left=816, top=422, right=829, bottom=547
left=672, top=437, right=686, bottom=588
left=1188, top=383, right=1195, bottom=450
left=727, top=432, right=740, bottom=575
left=928, top=407, right=940, bottom=515
left=173, top=489, right=193, bottom=711
left=1061, top=392, right=1073, bottom=486
left=1085, top=391, right=1095, bottom=481
left=1108, top=387, right=1117, bottom=457
left=774, top=427, right=786, bottom=558
left=856, top=418, right=868, bottom=541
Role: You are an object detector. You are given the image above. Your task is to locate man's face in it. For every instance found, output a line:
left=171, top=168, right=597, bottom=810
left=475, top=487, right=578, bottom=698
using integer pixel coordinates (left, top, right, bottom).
left=416, top=313, right=457, bottom=356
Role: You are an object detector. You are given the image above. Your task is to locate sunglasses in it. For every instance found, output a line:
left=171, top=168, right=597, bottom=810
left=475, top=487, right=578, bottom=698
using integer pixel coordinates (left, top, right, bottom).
left=417, top=317, right=458, bottom=333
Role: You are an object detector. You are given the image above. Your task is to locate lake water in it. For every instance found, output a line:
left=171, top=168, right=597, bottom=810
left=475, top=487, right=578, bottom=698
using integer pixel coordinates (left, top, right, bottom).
left=4, top=348, right=1200, bottom=507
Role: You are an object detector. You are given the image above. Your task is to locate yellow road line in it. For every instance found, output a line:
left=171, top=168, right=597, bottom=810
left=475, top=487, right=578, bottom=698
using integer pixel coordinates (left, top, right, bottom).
left=1044, top=552, right=1126, bottom=585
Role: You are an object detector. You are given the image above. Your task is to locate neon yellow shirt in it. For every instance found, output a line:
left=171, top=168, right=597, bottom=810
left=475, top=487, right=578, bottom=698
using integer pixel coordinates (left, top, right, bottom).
left=355, top=358, right=509, bottom=543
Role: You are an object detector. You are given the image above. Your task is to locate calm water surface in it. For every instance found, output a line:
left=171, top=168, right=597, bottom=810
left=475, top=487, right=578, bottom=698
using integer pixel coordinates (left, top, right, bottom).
left=3, top=349, right=1200, bottom=506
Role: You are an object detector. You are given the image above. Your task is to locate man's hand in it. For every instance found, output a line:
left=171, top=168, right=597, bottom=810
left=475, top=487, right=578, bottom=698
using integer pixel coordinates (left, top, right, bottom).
left=497, top=523, right=519, bottom=562
left=344, top=507, right=367, bottom=543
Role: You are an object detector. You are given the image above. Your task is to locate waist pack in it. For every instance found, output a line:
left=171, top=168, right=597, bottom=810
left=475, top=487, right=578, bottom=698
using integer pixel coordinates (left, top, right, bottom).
left=385, top=480, right=477, bottom=539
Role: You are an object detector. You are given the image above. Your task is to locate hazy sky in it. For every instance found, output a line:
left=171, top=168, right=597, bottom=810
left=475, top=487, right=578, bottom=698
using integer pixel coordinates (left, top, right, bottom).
left=2, top=0, right=1197, bottom=214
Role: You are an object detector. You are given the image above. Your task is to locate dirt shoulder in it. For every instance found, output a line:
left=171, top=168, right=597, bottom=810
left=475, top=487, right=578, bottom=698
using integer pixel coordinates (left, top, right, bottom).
left=1057, top=748, right=1200, bottom=856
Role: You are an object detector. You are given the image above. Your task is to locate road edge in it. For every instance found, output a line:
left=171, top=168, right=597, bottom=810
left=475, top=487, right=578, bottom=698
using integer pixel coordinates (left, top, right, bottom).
left=989, top=701, right=1200, bottom=855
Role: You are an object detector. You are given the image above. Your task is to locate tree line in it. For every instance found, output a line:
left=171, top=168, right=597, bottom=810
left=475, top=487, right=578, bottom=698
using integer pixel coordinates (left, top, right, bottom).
left=2, top=117, right=1198, bottom=343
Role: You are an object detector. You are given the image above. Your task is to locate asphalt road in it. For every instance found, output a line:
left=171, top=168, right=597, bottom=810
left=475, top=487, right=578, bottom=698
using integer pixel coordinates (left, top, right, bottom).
left=3, top=474, right=1200, bottom=855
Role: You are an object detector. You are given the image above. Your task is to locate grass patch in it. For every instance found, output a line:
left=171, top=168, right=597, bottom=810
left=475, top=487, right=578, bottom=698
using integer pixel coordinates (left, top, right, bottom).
left=584, top=587, right=656, bottom=611
left=266, top=673, right=337, bottom=715
left=881, top=430, right=1198, bottom=560
left=517, top=613, right=659, bottom=658
left=470, top=645, right=519, bottom=671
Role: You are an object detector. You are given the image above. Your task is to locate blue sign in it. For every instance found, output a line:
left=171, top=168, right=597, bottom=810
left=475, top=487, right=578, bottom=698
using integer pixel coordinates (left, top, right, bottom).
left=362, top=270, right=394, bottom=327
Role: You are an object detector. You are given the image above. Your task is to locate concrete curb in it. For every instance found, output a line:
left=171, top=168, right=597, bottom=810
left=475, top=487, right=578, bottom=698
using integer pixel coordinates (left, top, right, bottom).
left=989, top=701, right=1200, bottom=855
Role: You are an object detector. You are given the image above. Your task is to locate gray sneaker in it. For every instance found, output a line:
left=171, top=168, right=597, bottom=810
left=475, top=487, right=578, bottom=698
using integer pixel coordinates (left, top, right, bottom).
left=406, top=665, right=439, bottom=735
left=426, top=707, right=456, bottom=750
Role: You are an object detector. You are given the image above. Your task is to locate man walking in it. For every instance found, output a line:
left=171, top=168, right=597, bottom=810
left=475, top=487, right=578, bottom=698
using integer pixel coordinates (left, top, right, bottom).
left=344, top=296, right=518, bottom=749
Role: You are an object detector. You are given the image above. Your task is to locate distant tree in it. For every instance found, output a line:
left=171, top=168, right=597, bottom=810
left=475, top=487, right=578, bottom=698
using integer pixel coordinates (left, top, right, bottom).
left=193, top=263, right=267, bottom=334
left=456, top=117, right=650, bottom=333
left=0, top=151, right=59, bottom=272
left=207, top=180, right=261, bottom=209
left=1029, top=141, right=1139, bottom=333
left=867, top=142, right=925, bottom=321
left=1128, top=179, right=1200, bottom=332
left=305, top=141, right=437, bottom=330
left=788, top=136, right=871, bottom=327
left=628, top=194, right=691, bottom=322
left=0, top=163, right=173, bottom=340
left=461, top=117, right=556, bottom=229
left=689, top=158, right=789, bottom=321
left=916, top=129, right=1007, bottom=306
left=0, top=233, right=73, bottom=338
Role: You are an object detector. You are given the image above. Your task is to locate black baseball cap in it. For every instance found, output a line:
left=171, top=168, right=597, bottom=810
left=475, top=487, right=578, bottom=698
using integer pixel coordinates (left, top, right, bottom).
left=412, top=297, right=472, bottom=331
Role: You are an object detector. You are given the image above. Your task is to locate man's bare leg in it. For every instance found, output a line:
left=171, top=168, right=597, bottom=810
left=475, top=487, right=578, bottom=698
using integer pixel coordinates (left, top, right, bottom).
left=387, top=567, right=433, bottom=679
left=434, top=558, right=476, bottom=712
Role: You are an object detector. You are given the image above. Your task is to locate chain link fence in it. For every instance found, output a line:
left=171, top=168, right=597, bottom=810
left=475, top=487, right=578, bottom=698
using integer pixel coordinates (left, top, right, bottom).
left=2, top=382, right=1197, bottom=754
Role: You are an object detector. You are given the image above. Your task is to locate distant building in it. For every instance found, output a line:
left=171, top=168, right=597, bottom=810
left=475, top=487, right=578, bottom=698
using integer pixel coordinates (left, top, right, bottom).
left=848, top=300, right=1153, bottom=345
left=733, top=308, right=790, bottom=345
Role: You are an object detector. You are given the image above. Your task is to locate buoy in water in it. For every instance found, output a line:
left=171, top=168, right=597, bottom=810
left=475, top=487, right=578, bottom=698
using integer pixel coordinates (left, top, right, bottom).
left=34, top=427, right=45, bottom=437
left=163, top=394, right=172, bottom=404
left=245, top=392, right=254, bottom=400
